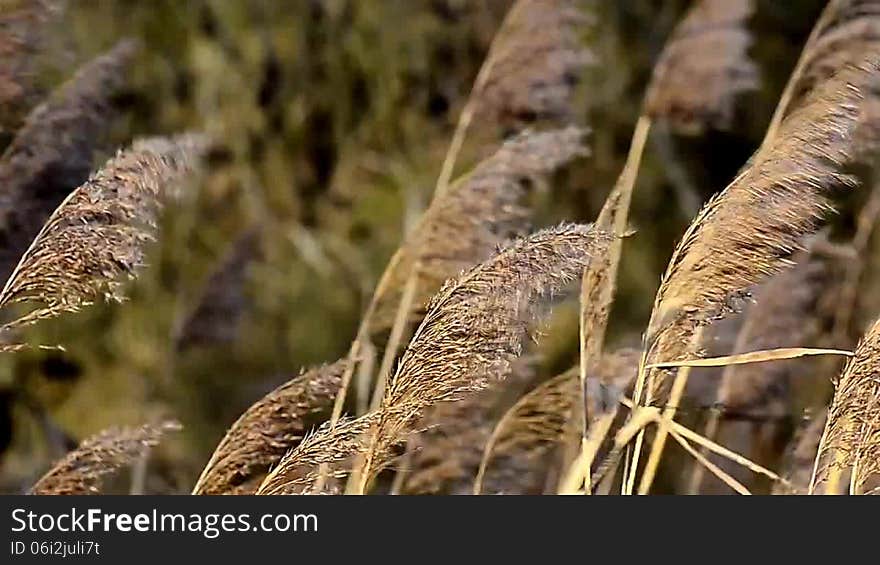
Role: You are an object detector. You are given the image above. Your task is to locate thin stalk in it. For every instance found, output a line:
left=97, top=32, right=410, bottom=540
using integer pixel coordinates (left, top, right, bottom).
left=667, top=427, right=751, bottom=495
left=369, top=264, right=420, bottom=411
left=577, top=115, right=651, bottom=493
left=636, top=362, right=694, bottom=494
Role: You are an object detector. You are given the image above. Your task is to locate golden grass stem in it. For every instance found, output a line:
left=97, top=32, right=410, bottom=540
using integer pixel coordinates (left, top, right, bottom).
left=556, top=409, right=617, bottom=494
left=807, top=414, right=831, bottom=495
left=647, top=347, right=853, bottom=369
left=369, top=263, right=420, bottom=411
left=576, top=115, right=651, bottom=492
left=636, top=362, right=694, bottom=495
left=667, top=427, right=751, bottom=495
left=614, top=397, right=787, bottom=488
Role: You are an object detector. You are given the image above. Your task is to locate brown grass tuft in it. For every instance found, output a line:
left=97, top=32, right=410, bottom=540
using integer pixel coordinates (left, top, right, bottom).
left=373, top=127, right=588, bottom=332
left=644, top=0, right=758, bottom=132
left=0, top=133, right=208, bottom=332
left=261, top=224, right=611, bottom=493
left=193, top=360, right=347, bottom=495
left=30, top=421, right=179, bottom=495
left=359, top=223, right=611, bottom=489
left=0, top=39, right=139, bottom=285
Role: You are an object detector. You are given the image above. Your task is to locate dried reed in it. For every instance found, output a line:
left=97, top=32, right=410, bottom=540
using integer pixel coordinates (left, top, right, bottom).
left=0, top=133, right=208, bottom=332
left=356, top=224, right=611, bottom=492
left=688, top=249, right=827, bottom=493
left=435, top=0, right=593, bottom=194
left=193, top=360, right=346, bottom=495
left=30, top=421, right=179, bottom=495
left=0, top=39, right=138, bottom=284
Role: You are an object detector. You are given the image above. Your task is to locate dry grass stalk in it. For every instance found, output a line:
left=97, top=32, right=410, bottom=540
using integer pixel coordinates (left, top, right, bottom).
left=0, top=0, right=63, bottom=133
left=356, top=224, right=611, bottom=492
left=608, top=0, right=756, bottom=493
left=644, top=0, right=758, bottom=132
left=435, top=0, right=593, bottom=194
left=574, top=115, right=649, bottom=492
left=192, top=360, right=347, bottom=495
left=0, top=39, right=139, bottom=285
left=30, top=421, right=179, bottom=495
left=0, top=133, right=208, bottom=332
left=255, top=413, right=378, bottom=495
left=588, top=398, right=789, bottom=493
left=812, top=316, right=880, bottom=493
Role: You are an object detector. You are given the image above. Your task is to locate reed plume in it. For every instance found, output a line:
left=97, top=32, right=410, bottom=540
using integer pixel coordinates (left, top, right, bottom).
left=644, top=0, right=757, bottom=132
left=0, top=39, right=139, bottom=284
left=812, top=316, right=880, bottom=493
left=771, top=0, right=880, bottom=132
left=30, top=421, right=179, bottom=495
left=643, top=59, right=880, bottom=405
left=474, top=0, right=592, bottom=132
left=262, top=224, right=611, bottom=493
left=627, top=15, right=880, bottom=490
left=434, top=0, right=591, bottom=193
left=359, top=223, right=611, bottom=490
left=193, top=360, right=346, bottom=495
left=373, top=127, right=587, bottom=331
left=0, top=133, right=208, bottom=332
left=255, top=414, right=378, bottom=495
